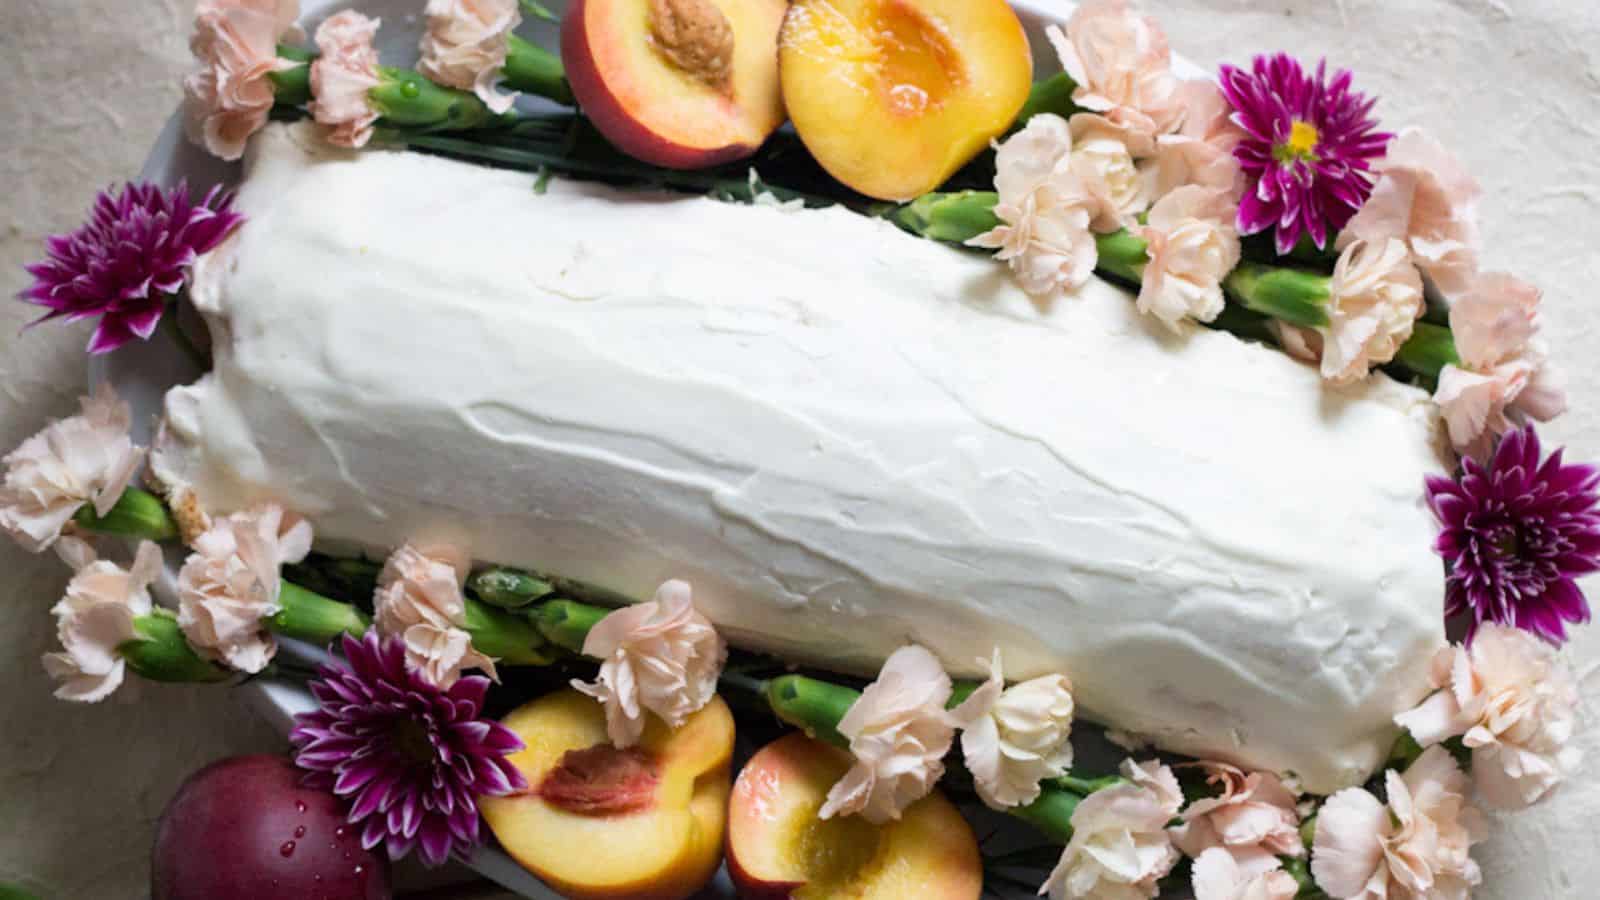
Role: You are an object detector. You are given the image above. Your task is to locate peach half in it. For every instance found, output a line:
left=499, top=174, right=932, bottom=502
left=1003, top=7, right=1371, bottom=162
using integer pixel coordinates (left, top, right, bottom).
left=778, top=0, right=1034, bottom=201
left=481, top=689, right=736, bottom=900
left=563, top=0, right=789, bottom=169
left=726, top=733, right=983, bottom=900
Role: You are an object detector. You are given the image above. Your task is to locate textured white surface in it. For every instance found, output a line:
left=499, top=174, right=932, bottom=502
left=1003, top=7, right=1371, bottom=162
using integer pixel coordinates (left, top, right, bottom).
left=159, top=122, right=1448, bottom=794
left=0, top=1, right=1595, bottom=898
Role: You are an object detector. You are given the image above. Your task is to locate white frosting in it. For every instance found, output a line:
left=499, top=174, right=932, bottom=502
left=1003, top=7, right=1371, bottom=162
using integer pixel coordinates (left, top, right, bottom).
left=158, top=124, right=1449, bottom=792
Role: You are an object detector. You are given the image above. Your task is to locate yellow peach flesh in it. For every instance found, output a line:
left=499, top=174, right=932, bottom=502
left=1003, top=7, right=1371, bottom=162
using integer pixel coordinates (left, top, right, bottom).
left=481, top=690, right=734, bottom=900
left=779, top=0, right=1033, bottom=201
left=872, top=1, right=966, bottom=119
left=783, top=801, right=883, bottom=899
left=726, top=733, right=982, bottom=900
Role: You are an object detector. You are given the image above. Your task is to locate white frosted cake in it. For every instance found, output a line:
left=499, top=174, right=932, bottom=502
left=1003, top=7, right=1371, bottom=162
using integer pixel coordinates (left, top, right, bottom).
left=156, top=123, right=1445, bottom=793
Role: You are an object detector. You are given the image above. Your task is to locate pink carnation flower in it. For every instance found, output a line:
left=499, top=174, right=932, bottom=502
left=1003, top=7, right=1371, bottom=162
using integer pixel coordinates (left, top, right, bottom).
left=1171, top=762, right=1303, bottom=867
left=1191, top=848, right=1299, bottom=900
left=1046, top=0, right=1183, bottom=143
left=820, top=644, right=957, bottom=824
left=1340, top=128, right=1481, bottom=299
left=1151, top=79, right=1247, bottom=201
left=1068, top=112, right=1155, bottom=233
left=0, top=382, right=143, bottom=552
left=1434, top=272, right=1565, bottom=459
left=949, top=649, right=1075, bottom=811
left=1136, top=185, right=1241, bottom=330
left=183, top=0, right=303, bottom=161
left=43, top=540, right=163, bottom=703
left=177, top=504, right=313, bottom=674
left=1043, top=758, right=1183, bottom=899
left=419, top=0, right=521, bottom=114
left=310, top=11, right=384, bottom=149
left=573, top=579, right=726, bottom=749
left=1318, top=237, right=1424, bottom=384
left=1396, top=625, right=1582, bottom=809
left=374, top=543, right=497, bottom=689
left=967, top=114, right=1100, bottom=297
left=1311, top=746, right=1486, bottom=900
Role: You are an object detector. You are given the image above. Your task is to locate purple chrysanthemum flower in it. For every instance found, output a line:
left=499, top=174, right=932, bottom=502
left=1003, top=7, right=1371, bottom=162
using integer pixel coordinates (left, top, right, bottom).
left=289, top=631, right=527, bottom=867
left=1220, top=53, right=1391, bottom=254
left=21, top=181, right=243, bottom=354
left=1426, top=425, right=1600, bottom=645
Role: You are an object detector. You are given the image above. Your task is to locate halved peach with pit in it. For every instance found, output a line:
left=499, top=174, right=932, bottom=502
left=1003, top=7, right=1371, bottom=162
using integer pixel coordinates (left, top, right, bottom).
left=778, top=0, right=1033, bottom=201
left=481, top=689, right=735, bottom=900
left=726, top=733, right=982, bottom=900
left=563, top=0, right=789, bottom=169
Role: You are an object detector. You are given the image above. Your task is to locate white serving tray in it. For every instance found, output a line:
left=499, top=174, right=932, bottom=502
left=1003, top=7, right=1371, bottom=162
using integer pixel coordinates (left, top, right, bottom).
left=94, top=2, right=1207, bottom=896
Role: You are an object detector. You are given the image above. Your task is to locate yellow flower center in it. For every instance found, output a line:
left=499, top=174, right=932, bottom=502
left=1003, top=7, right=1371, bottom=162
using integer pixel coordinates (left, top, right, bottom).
left=1281, top=120, right=1320, bottom=161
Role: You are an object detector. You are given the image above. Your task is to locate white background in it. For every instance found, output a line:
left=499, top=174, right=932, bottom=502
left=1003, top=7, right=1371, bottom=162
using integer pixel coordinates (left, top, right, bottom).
left=0, top=1, right=1596, bottom=897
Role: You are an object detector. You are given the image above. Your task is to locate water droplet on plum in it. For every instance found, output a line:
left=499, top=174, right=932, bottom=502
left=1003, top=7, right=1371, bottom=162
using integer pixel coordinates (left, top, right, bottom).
left=294, top=825, right=307, bottom=838
left=295, top=800, right=307, bottom=813
left=279, top=840, right=296, bottom=858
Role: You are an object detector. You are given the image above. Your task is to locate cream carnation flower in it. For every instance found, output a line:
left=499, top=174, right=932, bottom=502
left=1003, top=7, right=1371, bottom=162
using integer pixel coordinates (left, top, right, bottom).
left=1046, top=0, right=1183, bottom=143
left=1043, top=758, right=1183, bottom=900
left=1191, top=848, right=1299, bottom=900
left=991, top=113, right=1077, bottom=199
left=375, top=543, right=497, bottom=689
left=1341, top=129, right=1481, bottom=299
left=1317, top=238, right=1424, bottom=384
left=310, top=11, right=383, bottom=149
left=971, top=187, right=1099, bottom=297
left=1136, top=186, right=1240, bottom=330
left=1395, top=624, right=1581, bottom=809
left=1068, top=113, right=1154, bottom=232
left=574, top=579, right=726, bottom=749
left=1171, top=763, right=1302, bottom=866
left=1434, top=272, right=1566, bottom=459
left=0, top=382, right=143, bottom=554
left=1151, top=79, right=1246, bottom=201
left=183, top=0, right=303, bottom=161
left=1311, top=746, right=1486, bottom=900
left=178, top=504, right=312, bottom=674
left=419, top=0, right=521, bottom=114
left=43, top=540, right=161, bottom=703
left=968, top=114, right=1099, bottom=297
left=820, top=644, right=958, bottom=824
left=950, top=649, right=1075, bottom=811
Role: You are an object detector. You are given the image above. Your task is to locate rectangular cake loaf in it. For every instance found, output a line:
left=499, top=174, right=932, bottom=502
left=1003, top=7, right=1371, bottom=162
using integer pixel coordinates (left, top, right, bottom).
left=156, top=123, right=1448, bottom=792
